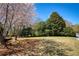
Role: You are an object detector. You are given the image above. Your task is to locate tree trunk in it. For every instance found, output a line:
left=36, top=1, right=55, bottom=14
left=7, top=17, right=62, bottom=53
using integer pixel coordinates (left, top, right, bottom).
left=15, top=35, right=17, bottom=40
left=0, top=33, right=8, bottom=48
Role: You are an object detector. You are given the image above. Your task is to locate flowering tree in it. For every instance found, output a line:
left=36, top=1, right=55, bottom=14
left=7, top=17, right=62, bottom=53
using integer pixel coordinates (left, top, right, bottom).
left=0, top=3, right=35, bottom=46
left=0, top=3, right=35, bottom=36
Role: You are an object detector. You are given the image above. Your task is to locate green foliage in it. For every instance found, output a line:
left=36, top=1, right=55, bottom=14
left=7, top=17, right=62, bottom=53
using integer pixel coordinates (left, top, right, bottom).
left=46, top=12, right=66, bottom=36
left=44, top=29, right=54, bottom=36
left=31, top=12, right=75, bottom=37
left=33, top=21, right=46, bottom=36
left=47, top=12, right=66, bottom=29
left=18, top=12, right=76, bottom=37
left=20, top=27, right=33, bottom=37
left=60, top=27, right=76, bottom=37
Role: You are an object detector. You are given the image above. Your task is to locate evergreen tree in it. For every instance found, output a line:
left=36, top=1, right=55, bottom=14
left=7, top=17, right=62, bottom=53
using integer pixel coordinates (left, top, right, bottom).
left=47, top=12, right=66, bottom=35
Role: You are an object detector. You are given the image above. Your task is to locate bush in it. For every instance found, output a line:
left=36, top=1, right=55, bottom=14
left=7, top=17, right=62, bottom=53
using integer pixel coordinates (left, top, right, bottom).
left=33, top=21, right=46, bottom=36
left=60, top=27, right=76, bottom=37
left=20, top=27, right=33, bottom=37
left=44, top=29, right=54, bottom=36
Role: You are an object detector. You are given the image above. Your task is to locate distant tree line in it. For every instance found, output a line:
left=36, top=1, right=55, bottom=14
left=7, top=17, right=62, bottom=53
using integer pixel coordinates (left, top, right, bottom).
left=0, top=12, right=77, bottom=38
left=0, top=9, right=78, bottom=39
left=19, top=12, right=76, bottom=37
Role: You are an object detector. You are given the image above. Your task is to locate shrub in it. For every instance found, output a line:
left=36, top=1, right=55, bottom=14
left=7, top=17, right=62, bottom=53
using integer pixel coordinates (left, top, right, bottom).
left=60, top=27, right=76, bottom=37
left=44, top=29, right=54, bottom=36
left=33, top=21, right=46, bottom=36
left=20, top=27, right=33, bottom=37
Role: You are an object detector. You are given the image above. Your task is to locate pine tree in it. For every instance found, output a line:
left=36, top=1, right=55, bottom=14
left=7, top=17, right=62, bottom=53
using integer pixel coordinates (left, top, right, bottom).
left=47, top=12, right=66, bottom=35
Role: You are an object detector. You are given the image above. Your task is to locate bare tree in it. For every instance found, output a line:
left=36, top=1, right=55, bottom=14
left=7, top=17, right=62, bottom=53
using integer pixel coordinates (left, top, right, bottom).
left=65, top=20, right=73, bottom=27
